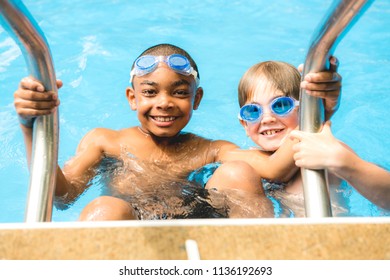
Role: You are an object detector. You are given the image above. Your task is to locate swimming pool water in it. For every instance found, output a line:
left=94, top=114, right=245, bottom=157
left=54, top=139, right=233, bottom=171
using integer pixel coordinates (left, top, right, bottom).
left=0, top=0, right=389, bottom=222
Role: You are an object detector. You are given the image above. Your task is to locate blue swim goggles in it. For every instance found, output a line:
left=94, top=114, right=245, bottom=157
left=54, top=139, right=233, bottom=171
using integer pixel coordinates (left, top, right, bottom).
left=239, top=96, right=299, bottom=123
left=130, top=54, right=200, bottom=86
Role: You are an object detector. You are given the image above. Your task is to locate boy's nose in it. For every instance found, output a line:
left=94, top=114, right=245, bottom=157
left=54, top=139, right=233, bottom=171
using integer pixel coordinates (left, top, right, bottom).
left=156, top=93, right=174, bottom=109
left=260, top=111, right=277, bottom=124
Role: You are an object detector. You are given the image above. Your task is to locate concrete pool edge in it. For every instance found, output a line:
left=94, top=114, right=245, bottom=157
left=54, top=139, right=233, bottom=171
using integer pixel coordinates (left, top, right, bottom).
left=0, top=217, right=389, bottom=260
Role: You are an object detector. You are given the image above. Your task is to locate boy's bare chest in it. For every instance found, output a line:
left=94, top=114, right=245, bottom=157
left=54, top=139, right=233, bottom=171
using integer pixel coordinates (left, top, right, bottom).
left=116, top=133, right=213, bottom=171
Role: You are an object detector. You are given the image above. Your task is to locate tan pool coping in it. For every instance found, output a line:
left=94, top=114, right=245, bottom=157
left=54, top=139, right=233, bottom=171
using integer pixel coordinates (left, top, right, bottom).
left=0, top=217, right=389, bottom=260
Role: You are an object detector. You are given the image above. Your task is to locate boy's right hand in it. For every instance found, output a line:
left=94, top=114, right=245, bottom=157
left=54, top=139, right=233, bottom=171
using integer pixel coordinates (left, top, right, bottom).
left=14, top=77, right=62, bottom=126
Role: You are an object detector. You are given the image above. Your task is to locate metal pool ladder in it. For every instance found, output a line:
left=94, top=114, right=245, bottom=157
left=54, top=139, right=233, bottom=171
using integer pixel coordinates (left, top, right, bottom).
left=299, top=0, right=373, bottom=217
left=0, top=0, right=58, bottom=222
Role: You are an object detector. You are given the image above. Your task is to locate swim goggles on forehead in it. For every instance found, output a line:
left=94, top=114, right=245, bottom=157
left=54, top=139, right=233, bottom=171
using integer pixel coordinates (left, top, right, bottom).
left=129, top=54, right=200, bottom=86
left=239, top=96, right=299, bottom=123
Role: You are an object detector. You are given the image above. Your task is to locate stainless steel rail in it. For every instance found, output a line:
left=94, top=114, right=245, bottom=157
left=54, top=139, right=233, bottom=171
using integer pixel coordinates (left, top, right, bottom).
left=0, top=0, right=58, bottom=222
left=299, top=0, right=373, bottom=217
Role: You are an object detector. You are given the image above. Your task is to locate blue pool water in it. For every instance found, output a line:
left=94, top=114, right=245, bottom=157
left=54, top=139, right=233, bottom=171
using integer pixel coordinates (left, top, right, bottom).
left=0, top=0, right=389, bottom=222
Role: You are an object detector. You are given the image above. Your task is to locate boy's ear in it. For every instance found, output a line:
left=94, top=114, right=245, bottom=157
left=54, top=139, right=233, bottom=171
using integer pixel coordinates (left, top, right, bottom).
left=193, top=87, right=204, bottom=110
left=126, top=87, right=137, bottom=111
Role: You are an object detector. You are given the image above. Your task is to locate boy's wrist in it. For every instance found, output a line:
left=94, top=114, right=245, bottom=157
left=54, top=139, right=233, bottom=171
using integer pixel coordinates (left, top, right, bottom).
left=325, top=105, right=339, bottom=121
left=18, top=115, right=36, bottom=128
left=328, top=143, right=354, bottom=178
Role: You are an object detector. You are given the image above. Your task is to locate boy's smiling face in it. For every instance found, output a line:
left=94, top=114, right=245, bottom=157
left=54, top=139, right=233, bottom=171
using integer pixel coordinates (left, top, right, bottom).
left=127, top=63, right=203, bottom=138
left=240, top=81, right=298, bottom=152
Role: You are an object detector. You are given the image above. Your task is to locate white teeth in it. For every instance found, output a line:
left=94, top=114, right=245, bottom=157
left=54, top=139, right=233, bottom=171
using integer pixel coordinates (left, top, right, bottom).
left=153, top=116, right=176, bottom=122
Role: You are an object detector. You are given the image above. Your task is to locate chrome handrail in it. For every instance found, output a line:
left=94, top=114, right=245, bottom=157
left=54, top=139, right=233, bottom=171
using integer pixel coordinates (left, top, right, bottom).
left=299, top=0, right=374, bottom=217
left=0, top=0, right=58, bottom=222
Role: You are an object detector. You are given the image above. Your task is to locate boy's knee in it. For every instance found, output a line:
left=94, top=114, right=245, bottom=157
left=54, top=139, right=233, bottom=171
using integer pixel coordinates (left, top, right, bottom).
left=207, top=161, right=262, bottom=194
left=79, top=196, right=137, bottom=221
left=215, top=161, right=259, bottom=181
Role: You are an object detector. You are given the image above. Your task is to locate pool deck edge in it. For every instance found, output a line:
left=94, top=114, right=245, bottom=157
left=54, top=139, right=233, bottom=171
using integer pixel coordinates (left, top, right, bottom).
left=0, top=217, right=389, bottom=260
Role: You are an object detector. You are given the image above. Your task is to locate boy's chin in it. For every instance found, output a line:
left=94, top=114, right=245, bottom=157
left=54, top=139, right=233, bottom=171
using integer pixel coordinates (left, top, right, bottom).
left=151, top=128, right=183, bottom=138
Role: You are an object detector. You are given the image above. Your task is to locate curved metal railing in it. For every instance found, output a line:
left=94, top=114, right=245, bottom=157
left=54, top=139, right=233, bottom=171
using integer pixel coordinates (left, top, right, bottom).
left=299, top=0, right=374, bottom=217
left=0, top=0, right=58, bottom=222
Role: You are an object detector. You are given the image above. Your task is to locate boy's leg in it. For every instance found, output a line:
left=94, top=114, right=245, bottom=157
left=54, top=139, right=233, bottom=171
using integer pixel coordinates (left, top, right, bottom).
left=79, top=196, right=138, bottom=221
left=207, top=161, right=262, bottom=194
left=206, top=161, right=273, bottom=218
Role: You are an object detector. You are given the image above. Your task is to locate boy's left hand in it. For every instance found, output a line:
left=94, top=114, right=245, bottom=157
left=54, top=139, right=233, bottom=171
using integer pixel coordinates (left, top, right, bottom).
left=299, top=56, right=342, bottom=120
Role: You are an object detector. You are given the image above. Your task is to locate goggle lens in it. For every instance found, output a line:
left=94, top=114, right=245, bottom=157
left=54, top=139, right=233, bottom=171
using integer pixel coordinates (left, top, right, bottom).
left=240, top=104, right=262, bottom=122
left=271, top=97, right=295, bottom=115
left=135, top=55, right=158, bottom=72
left=168, top=54, right=190, bottom=72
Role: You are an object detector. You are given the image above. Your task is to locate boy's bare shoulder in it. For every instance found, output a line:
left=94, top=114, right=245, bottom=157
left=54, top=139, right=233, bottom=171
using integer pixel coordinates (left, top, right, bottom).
left=79, top=127, right=139, bottom=156
left=83, top=127, right=137, bottom=141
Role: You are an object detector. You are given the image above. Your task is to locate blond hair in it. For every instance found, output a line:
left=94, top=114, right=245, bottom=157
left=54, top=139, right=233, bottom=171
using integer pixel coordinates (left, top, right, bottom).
left=238, top=61, right=300, bottom=107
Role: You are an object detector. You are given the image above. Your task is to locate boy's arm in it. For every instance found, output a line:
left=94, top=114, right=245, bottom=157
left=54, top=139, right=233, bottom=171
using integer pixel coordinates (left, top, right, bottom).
left=57, top=128, right=109, bottom=203
left=14, top=77, right=103, bottom=205
left=216, top=138, right=298, bottom=182
left=334, top=151, right=390, bottom=210
left=291, top=121, right=390, bottom=209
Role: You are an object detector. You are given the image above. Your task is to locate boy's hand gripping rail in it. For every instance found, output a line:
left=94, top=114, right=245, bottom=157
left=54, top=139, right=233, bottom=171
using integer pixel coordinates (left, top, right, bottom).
left=299, top=0, right=373, bottom=217
left=0, top=0, right=58, bottom=222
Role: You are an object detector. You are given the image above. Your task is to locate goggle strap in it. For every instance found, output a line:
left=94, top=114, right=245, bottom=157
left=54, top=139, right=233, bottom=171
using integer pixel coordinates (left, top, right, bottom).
left=129, top=69, right=136, bottom=82
left=191, top=68, right=200, bottom=87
